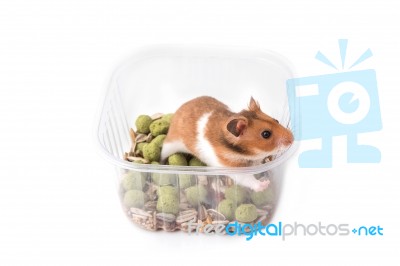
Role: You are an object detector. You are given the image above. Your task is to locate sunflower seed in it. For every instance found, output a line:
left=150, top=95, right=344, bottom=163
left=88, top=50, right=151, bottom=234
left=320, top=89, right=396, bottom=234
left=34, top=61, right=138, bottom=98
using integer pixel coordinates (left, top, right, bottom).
left=130, top=208, right=152, bottom=218
left=129, top=128, right=137, bottom=154
left=150, top=113, right=164, bottom=120
left=197, top=205, right=208, bottom=221
left=179, top=209, right=197, bottom=215
left=126, top=156, right=149, bottom=163
left=207, top=209, right=225, bottom=221
left=135, top=133, right=148, bottom=143
left=145, top=133, right=154, bottom=143
left=176, top=209, right=197, bottom=224
left=156, top=213, right=176, bottom=223
left=259, top=204, right=273, bottom=211
left=256, top=208, right=268, bottom=216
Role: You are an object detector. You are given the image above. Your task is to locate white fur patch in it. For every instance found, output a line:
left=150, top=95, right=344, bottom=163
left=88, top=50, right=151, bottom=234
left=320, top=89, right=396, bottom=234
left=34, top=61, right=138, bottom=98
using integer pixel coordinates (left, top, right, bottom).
left=196, top=112, right=223, bottom=167
left=161, top=140, right=190, bottom=161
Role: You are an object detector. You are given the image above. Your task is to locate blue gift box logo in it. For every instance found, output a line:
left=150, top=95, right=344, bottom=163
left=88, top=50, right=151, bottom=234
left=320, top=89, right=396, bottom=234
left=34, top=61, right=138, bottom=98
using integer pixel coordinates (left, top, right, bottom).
left=287, top=40, right=382, bottom=168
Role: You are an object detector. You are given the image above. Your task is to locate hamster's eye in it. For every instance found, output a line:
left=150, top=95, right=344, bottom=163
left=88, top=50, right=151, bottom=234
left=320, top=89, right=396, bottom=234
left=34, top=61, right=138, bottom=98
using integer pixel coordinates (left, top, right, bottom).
left=261, top=130, right=272, bottom=139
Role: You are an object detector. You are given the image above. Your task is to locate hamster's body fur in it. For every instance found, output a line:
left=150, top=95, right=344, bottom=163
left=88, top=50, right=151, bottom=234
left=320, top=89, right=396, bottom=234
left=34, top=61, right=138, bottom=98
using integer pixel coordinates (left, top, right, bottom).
left=161, top=96, right=293, bottom=191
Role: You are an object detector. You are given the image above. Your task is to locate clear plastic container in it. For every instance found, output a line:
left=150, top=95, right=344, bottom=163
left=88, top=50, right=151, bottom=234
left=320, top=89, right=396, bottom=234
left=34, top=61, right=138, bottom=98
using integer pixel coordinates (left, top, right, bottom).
left=96, top=45, right=298, bottom=233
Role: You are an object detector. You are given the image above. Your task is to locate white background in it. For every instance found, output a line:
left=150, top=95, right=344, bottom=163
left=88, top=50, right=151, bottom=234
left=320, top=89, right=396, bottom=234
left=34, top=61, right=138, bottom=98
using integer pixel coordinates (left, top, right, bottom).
left=1, top=0, right=399, bottom=265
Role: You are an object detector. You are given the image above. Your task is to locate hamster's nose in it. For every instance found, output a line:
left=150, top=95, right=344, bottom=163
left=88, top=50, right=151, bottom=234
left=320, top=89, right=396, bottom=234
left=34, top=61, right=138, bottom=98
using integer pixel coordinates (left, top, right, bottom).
left=282, top=132, right=294, bottom=146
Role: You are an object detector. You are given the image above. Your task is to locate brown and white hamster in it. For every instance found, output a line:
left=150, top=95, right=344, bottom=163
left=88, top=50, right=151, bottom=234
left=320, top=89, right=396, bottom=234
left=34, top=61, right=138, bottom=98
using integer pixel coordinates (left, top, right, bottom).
left=161, top=96, right=294, bottom=191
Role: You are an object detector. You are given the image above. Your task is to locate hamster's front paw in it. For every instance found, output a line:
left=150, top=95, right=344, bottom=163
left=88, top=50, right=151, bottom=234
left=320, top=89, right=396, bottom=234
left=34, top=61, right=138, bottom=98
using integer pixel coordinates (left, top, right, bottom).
left=232, top=174, right=270, bottom=192
left=253, top=180, right=270, bottom=192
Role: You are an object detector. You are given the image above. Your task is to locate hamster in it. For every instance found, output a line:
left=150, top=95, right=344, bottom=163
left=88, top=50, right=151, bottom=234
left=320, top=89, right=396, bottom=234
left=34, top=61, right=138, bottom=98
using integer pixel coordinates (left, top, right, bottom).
left=161, top=96, right=294, bottom=191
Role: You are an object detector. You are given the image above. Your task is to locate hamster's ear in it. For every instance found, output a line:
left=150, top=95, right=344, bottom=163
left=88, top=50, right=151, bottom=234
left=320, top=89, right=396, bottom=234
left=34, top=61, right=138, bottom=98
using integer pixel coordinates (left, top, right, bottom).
left=248, top=97, right=261, bottom=112
left=226, top=117, right=248, bottom=137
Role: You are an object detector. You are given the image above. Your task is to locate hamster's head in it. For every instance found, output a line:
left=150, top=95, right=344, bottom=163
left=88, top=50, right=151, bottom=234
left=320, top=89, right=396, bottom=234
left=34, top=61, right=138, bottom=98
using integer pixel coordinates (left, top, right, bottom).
left=224, top=97, right=294, bottom=159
